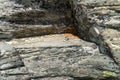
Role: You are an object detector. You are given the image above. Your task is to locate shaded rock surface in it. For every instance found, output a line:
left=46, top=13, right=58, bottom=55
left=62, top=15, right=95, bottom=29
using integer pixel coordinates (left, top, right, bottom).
left=0, top=0, right=120, bottom=80
left=0, top=0, right=75, bottom=38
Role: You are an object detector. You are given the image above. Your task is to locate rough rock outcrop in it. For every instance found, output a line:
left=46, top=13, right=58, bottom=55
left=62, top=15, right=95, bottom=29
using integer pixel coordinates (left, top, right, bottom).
left=0, top=43, right=24, bottom=71
left=0, top=0, right=120, bottom=80
left=70, top=0, right=120, bottom=66
left=0, top=34, right=119, bottom=80
left=0, top=0, right=75, bottom=38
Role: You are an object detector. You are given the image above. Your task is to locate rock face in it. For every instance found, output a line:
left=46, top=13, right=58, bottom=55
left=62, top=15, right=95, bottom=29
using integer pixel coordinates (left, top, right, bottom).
left=0, top=34, right=119, bottom=80
left=70, top=0, right=120, bottom=67
left=0, top=43, right=24, bottom=70
left=0, top=0, right=120, bottom=80
left=0, top=0, right=75, bottom=38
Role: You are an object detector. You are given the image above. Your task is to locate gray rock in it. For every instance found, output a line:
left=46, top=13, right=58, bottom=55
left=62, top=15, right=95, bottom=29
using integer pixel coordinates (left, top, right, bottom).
left=0, top=43, right=24, bottom=71
left=101, top=29, right=120, bottom=65
left=0, top=43, right=15, bottom=56
left=70, top=0, right=120, bottom=67
left=0, top=0, right=73, bottom=39
left=32, top=77, right=74, bottom=80
left=0, top=34, right=119, bottom=80
left=0, top=0, right=120, bottom=80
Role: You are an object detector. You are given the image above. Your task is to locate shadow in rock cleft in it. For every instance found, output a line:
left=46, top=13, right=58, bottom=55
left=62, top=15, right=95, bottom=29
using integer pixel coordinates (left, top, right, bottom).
left=11, top=0, right=72, bottom=25
left=7, top=10, right=71, bottom=26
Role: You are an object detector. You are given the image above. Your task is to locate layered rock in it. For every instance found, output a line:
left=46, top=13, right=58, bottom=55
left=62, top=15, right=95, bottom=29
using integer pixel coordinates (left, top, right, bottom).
left=0, top=0, right=75, bottom=39
left=0, top=43, right=24, bottom=70
left=0, top=34, right=119, bottom=80
left=0, top=0, right=120, bottom=80
left=70, top=0, right=120, bottom=66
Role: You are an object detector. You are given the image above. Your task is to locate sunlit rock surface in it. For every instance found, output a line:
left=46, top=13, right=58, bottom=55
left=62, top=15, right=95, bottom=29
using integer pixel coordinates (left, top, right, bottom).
left=0, top=34, right=119, bottom=80
left=0, top=0, right=120, bottom=80
left=0, top=43, right=24, bottom=70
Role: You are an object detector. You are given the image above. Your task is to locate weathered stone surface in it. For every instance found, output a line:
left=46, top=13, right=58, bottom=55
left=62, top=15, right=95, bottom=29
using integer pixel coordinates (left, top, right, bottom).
left=0, top=0, right=74, bottom=38
left=0, top=0, right=120, bottom=80
left=101, top=29, right=120, bottom=65
left=0, top=43, right=15, bottom=56
left=0, top=43, right=24, bottom=70
left=32, top=77, right=74, bottom=80
left=6, top=34, right=82, bottom=48
left=0, top=34, right=119, bottom=80
left=70, top=0, right=120, bottom=37
left=70, top=0, right=120, bottom=67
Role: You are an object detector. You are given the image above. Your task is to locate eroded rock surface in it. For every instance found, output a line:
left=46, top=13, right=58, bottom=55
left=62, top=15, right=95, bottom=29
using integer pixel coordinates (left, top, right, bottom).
left=0, top=34, right=119, bottom=80
left=71, top=0, right=120, bottom=68
left=0, top=43, right=24, bottom=70
left=0, top=0, right=75, bottom=38
left=0, top=0, right=120, bottom=80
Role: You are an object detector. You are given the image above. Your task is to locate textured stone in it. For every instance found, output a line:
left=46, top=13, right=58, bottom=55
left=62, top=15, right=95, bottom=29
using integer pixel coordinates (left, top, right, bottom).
left=0, top=34, right=118, bottom=80
left=0, top=0, right=74, bottom=38
left=70, top=0, right=120, bottom=67
left=101, top=29, right=120, bottom=65
left=0, top=0, right=120, bottom=80
left=0, top=43, right=15, bottom=56
left=0, top=43, right=24, bottom=70
left=32, top=77, right=74, bottom=80
left=6, top=34, right=82, bottom=48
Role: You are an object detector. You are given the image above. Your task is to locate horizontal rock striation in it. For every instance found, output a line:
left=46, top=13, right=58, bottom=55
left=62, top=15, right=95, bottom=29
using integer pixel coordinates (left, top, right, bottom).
left=0, top=0, right=120, bottom=80
left=0, top=0, right=75, bottom=39
left=0, top=34, right=119, bottom=80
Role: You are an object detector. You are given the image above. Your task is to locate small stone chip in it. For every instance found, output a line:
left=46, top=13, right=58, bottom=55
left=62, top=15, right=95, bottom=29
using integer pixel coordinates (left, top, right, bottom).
left=89, top=27, right=100, bottom=37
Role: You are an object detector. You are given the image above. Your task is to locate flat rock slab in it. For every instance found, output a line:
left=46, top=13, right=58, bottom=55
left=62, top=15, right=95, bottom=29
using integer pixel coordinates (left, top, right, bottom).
left=32, top=77, right=74, bottom=80
left=6, top=34, right=87, bottom=48
left=0, top=34, right=118, bottom=79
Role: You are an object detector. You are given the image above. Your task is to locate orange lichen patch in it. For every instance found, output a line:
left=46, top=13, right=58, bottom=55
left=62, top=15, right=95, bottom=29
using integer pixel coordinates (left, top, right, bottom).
left=63, top=33, right=79, bottom=39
